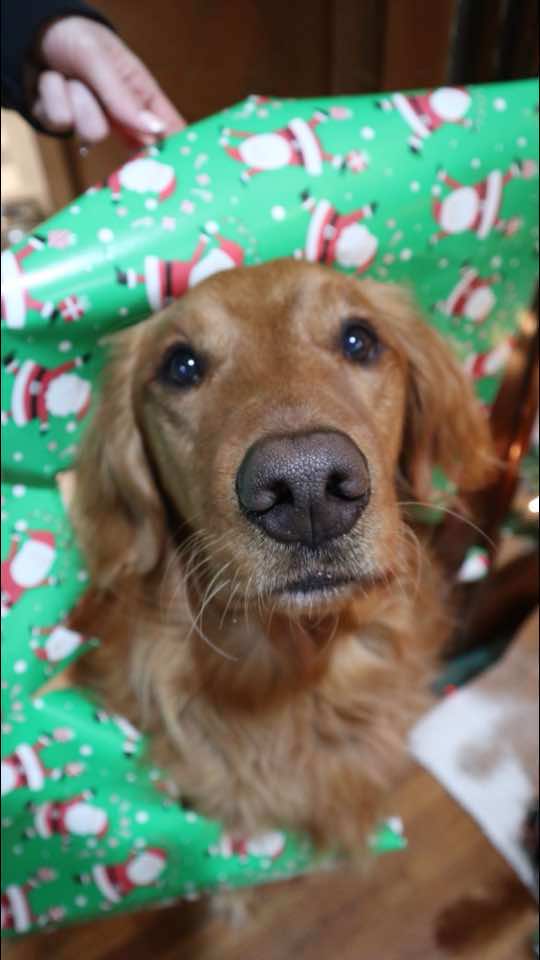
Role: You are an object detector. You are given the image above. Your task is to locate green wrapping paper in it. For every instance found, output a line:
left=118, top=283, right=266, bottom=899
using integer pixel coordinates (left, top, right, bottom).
left=1, top=79, right=538, bottom=937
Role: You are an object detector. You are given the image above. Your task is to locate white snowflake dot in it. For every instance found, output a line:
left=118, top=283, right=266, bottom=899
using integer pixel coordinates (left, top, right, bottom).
left=118, top=307, right=129, bottom=317
left=77, top=569, right=89, bottom=582
left=75, top=896, right=87, bottom=908
left=410, top=181, right=421, bottom=192
left=399, top=248, right=413, bottom=261
left=271, top=205, right=286, bottom=221
left=135, top=811, right=149, bottom=824
left=12, top=452, right=23, bottom=462
left=80, top=744, right=93, bottom=757
left=431, top=184, right=442, bottom=196
left=145, top=198, right=158, bottom=211
left=66, top=421, right=77, bottom=433
left=205, top=220, right=219, bottom=235
left=470, top=158, right=481, bottom=169
left=179, top=146, right=191, bottom=156
left=58, top=340, right=72, bottom=352
left=97, top=228, right=114, bottom=243
left=70, top=206, right=80, bottom=215
left=493, top=97, right=507, bottom=112
left=517, top=136, right=528, bottom=148
left=14, top=519, right=28, bottom=531
left=490, top=255, right=503, bottom=268
left=382, top=253, right=395, bottom=265
left=438, top=258, right=449, bottom=268
left=386, top=218, right=397, bottom=229
left=186, top=131, right=198, bottom=142
left=13, top=660, right=27, bottom=674
left=12, top=485, right=26, bottom=498
left=360, top=126, right=375, bottom=140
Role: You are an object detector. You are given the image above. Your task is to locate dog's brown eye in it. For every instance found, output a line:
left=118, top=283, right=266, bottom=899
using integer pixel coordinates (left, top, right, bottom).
left=159, top=344, right=204, bottom=388
left=341, top=320, right=381, bottom=365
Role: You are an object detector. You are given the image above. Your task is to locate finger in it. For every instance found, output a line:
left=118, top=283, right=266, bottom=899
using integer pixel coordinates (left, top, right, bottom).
left=67, top=80, right=110, bottom=144
left=77, top=46, right=184, bottom=139
left=36, top=71, right=74, bottom=131
left=75, top=56, right=163, bottom=139
left=122, top=57, right=185, bottom=133
left=140, top=85, right=186, bottom=134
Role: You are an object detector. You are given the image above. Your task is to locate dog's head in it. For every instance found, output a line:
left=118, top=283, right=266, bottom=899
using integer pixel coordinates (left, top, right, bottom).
left=74, top=260, right=493, bottom=619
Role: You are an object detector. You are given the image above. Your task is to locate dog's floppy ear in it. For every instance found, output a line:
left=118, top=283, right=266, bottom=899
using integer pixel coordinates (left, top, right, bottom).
left=72, top=331, right=165, bottom=587
left=363, top=281, right=495, bottom=500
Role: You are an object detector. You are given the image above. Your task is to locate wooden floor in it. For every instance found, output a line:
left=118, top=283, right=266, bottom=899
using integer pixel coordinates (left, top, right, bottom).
left=8, top=762, right=537, bottom=960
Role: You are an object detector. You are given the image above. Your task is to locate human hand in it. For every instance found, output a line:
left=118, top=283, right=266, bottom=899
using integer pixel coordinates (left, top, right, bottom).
left=31, top=16, right=185, bottom=145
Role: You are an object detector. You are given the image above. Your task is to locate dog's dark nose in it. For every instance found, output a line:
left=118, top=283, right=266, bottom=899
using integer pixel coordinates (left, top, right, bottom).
left=236, top=431, right=370, bottom=547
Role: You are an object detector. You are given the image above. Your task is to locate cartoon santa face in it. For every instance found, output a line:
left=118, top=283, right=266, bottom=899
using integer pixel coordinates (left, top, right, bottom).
left=35, top=626, right=83, bottom=662
left=464, top=286, right=496, bottom=323
left=117, top=157, right=176, bottom=199
left=1, top=758, right=21, bottom=796
left=126, top=850, right=166, bottom=886
left=430, top=86, right=471, bottom=121
left=64, top=802, right=108, bottom=837
left=334, top=223, right=378, bottom=271
left=235, top=133, right=293, bottom=171
left=45, top=373, right=91, bottom=419
left=438, top=185, right=481, bottom=235
left=10, top=537, right=55, bottom=590
left=244, top=831, right=286, bottom=859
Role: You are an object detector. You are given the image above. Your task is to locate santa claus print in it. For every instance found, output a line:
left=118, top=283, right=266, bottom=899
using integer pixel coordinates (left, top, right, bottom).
left=95, top=151, right=176, bottom=206
left=78, top=848, right=168, bottom=903
left=1, top=236, right=57, bottom=329
left=436, top=267, right=499, bottom=324
left=26, top=791, right=109, bottom=840
left=116, top=229, right=244, bottom=310
left=301, top=191, right=379, bottom=273
left=221, top=108, right=368, bottom=182
left=1, top=729, right=83, bottom=797
left=2, top=352, right=92, bottom=432
left=1, top=868, right=62, bottom=934
left=209, top=830, right=286, bottom=861
left=95, top=709, right=142, bottom=758
left=464, top=337, right=515, bottom=380
left=376, top=86, right=473, bottom=153
left=431, top=159, right=537, bottom=242
left=1, top=529, right=57, bottom=615
left=30, top=623, right=88, bottom=665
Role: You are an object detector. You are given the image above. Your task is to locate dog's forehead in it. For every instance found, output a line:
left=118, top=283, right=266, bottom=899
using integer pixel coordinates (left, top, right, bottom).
left=160, top=260, right=373, bottom=339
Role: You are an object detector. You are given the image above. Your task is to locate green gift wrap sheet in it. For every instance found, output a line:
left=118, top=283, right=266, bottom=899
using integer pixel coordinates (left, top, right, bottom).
left=1, top=79, right=538, bottom=937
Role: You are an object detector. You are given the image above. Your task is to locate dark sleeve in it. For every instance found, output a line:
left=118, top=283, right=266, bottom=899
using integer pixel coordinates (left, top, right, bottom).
left=1, top=0, right=113, bottom=128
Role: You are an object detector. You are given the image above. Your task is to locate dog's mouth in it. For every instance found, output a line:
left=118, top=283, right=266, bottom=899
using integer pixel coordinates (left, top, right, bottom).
left=272, top=571, right=356, bottom=605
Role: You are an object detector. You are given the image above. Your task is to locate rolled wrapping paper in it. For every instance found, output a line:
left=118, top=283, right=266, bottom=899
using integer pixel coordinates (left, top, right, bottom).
left=1, top=80, right=538, bottom=937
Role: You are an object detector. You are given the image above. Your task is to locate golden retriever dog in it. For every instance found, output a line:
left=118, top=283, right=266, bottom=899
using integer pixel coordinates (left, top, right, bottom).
left=69, top=259, right=493, bottom=858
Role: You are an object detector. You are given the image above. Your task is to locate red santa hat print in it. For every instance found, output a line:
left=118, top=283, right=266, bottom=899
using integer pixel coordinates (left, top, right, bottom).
left=84, top=849, right=167, bottom=903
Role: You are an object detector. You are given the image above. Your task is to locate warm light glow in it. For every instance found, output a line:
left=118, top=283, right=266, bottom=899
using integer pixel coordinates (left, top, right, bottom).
left=519, top=310, right=537, bottom=336
left=528, top=496, right=539, bottom=514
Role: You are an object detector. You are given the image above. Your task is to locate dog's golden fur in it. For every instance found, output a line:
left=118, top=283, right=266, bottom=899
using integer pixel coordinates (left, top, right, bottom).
left=70, top=260, right=493, bottom=854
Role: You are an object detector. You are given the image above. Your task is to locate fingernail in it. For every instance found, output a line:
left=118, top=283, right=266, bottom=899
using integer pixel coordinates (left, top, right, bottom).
left=138, top=110, right=165, bottom=134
